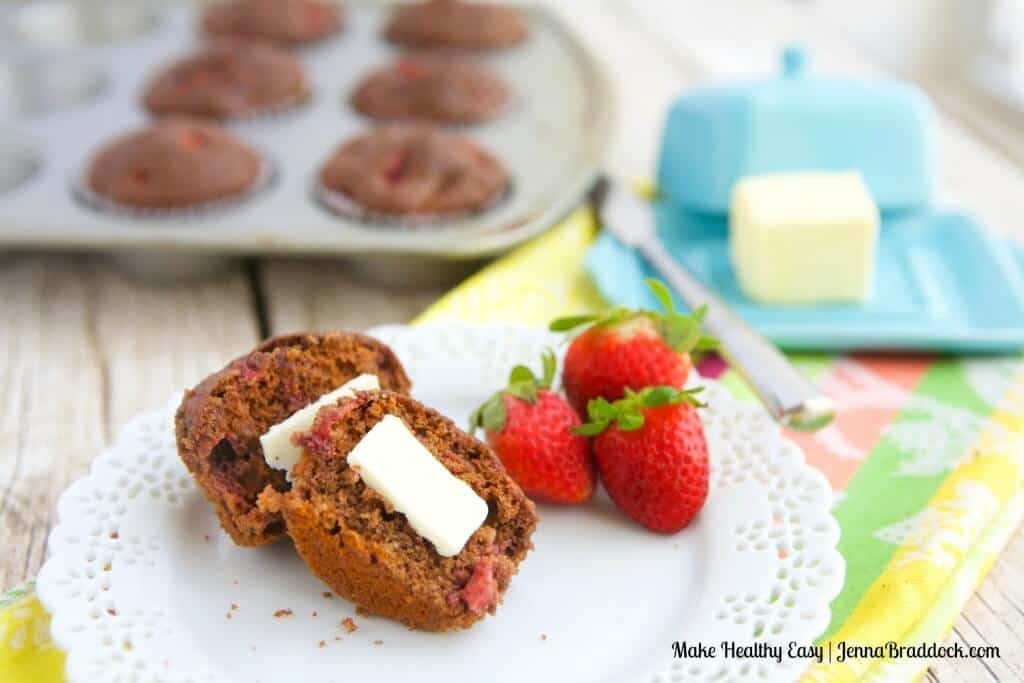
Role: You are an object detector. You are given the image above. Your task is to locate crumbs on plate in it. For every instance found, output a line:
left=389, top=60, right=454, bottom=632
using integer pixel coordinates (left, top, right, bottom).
left=274, top=609, right=293, bottom=618
left=341, top=617, right=358, bottom=633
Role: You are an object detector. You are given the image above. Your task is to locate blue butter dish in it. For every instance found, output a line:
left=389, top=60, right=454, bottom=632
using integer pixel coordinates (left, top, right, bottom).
left=658, top=47, right=937, bottom=214
left=587, top=203, right=1024, bottom=353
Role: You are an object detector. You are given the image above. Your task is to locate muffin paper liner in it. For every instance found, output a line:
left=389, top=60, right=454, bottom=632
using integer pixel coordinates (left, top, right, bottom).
left=72, top=157, right=278, bottom=222
left=312, top=177, right=514, bottom=229
left=219, top=90, right=313, bottom=126
left=347, top=87, right=522, bottom=132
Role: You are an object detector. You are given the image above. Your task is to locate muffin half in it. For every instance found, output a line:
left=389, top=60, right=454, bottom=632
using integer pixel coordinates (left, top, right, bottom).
left=175, top=332, right=411, bottom=547
left=260, top=390, right=537, bottom=631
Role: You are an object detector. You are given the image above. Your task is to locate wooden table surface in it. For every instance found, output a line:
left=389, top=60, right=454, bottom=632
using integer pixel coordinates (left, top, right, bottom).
left=2, top=1, right=1022, bottom=679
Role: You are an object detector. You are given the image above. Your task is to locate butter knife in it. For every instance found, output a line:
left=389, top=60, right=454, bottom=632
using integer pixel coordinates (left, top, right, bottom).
left=594, top=179, right=835, bottom=431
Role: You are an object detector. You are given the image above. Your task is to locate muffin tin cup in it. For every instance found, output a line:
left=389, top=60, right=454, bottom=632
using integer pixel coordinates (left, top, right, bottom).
left=147, top=90, right=315, bottom=128
left=0, top=134, right=42, bottom=196
left=3, top=0, right=161, bottom=47
left=220, top=92, right=314, bottom=127
left=312, top=178, right=515, bottom=230
left=72, top=158, right=278, bottom=223
left=0, top=58, right=108, bottom=118
left=348, top=88, right=523, bottom=132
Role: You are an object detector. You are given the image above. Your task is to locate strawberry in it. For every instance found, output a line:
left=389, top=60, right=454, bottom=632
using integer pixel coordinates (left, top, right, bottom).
left=470, top=351, right=595, bottom=504
left=550, top=278, right=717, bottom=415
left=576, top=386, right=709, bottom=533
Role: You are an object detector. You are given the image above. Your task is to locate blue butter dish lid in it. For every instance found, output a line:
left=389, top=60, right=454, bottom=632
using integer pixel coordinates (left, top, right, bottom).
left=657, top=47, right=937, bottom=214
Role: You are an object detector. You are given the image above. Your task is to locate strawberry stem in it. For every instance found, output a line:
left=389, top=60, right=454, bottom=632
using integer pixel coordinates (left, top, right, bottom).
left=469, top=349, right=559, bottom=434
left=573, top=385, right=704, bottom=436
left=548, top=279, right=718, bottom=356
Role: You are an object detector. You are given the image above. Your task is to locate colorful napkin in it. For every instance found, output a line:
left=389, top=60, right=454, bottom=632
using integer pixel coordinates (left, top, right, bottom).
left=3, top=209, right=1023, bottom=683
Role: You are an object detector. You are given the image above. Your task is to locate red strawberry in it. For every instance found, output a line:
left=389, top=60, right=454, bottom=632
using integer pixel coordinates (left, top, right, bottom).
left=471, top=351, right=595, bottom=504
left=551, top=278, right=716, bottom=415
left=576, top=386, right=709, bottom=533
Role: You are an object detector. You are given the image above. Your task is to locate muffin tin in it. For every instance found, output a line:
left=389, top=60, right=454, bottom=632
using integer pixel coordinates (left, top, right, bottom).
left=0, top=0, right=613, bottom=282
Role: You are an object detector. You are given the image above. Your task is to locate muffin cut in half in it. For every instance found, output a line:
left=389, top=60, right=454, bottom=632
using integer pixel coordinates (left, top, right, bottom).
left=175, top=332, right=412, bottom=547
left=259, top=390, right=537, bottom=631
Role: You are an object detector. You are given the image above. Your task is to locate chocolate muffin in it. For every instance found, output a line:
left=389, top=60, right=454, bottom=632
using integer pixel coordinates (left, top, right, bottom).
left=175, top=332, right=412, bottom=547
left=259, top=390, right=537, bottom=631
left=384, top=0, right=526, bottom=51
left=201, top=0, right=344, bottom=46
left=86, top=118, right=262, bottom=209
left=351, top=55, right=508, bottom=125
left=318, top=123, right=508, bottom=217
left=142, top=42, right=307, bottom=120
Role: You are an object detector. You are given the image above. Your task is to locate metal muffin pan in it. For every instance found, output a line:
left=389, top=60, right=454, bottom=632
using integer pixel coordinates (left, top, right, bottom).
left=0, top=0, right=614, bottom=282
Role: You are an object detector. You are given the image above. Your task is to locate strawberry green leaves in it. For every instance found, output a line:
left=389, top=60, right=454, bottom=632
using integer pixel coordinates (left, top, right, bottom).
left=548, top=278, right=717, bottom=356
left=470, top=349, right=558, bottom=434
left=548, top=314, right=601, bottom=332
left=471, top=393, right=508, bottom=435
left=549, top=307, right=633, bottom=332
left=573, top=385, right=704, bottom=436
left=644, top=278, right=718, bottom=354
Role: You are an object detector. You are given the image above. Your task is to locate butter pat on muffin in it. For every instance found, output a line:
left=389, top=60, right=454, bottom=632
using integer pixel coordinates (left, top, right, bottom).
left=729, top=171, right=880, bottom=305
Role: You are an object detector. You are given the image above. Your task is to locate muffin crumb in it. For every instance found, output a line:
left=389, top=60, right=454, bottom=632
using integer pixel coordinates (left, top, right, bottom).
left=341, top=617, right=358, bottom=633
left=274, top=609, right=293, bottom=618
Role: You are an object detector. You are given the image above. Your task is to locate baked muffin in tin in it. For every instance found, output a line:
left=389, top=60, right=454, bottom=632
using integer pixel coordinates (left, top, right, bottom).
left=318, top=123, right=508, bottom=219
left=85, top=118, right=264, bottom=210
left=143, top=42, right=308, bottom=121
left=201, top=0, right=344, bottom=46
left=384, top=0, right=526, bottom=51
left=352, top=55, right=508, bottom=125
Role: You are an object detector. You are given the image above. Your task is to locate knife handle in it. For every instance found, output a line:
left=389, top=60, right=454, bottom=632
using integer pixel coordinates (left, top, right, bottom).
left=638, top=239, right=835, bottom=431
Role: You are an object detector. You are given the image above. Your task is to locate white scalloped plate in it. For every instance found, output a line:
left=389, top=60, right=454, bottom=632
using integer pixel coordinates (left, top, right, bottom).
left=38, top=323, right=843, bottom=683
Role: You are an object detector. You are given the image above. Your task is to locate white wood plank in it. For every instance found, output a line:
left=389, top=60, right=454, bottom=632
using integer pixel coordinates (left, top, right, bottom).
left=929, top=530, right=1024, bottom=681
left=260, top=259, right=446, bottom=333
left=0, top=255, right=259, bottom=591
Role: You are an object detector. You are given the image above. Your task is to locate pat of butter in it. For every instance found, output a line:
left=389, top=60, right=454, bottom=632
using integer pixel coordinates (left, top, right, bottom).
left=260, top=374, right=379, bottom=479
left=348, top=414, right=488, bottom=557
left=730, top=171, right=880, bottom=305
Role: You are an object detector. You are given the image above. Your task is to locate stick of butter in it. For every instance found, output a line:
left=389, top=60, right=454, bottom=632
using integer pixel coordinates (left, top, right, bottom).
left=730, top=171, right=880, bottom=305
left=348, top=415, right=488, bottom=557
left=260, top=373, right=379, bottom=479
